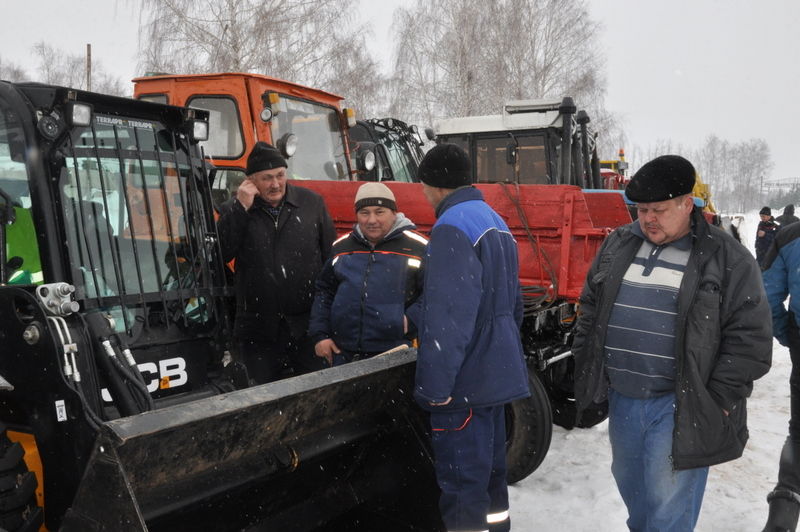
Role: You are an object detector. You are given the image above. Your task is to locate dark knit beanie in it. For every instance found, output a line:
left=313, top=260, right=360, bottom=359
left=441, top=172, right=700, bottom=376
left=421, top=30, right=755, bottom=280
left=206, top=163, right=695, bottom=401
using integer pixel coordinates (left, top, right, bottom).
left=625, top=155, right=696, bottom=203
left=354, top=182, right=397, bottom=212
left=246, top=141, right=287, bottom=175
left=418, top=143, right=472, bottom=189
left=760, top=206, right=772, bottom=216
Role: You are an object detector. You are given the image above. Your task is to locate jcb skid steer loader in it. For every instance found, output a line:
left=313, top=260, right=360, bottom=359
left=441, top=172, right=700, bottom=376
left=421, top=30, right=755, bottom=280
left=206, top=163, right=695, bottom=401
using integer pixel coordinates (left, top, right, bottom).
left=0, top=81, right=441, bottom=531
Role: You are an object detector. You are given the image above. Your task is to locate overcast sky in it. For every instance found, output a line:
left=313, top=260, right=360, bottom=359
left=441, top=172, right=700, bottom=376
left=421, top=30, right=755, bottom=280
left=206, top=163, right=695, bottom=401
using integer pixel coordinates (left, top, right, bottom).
left=1, top=0, right=798, bottom=180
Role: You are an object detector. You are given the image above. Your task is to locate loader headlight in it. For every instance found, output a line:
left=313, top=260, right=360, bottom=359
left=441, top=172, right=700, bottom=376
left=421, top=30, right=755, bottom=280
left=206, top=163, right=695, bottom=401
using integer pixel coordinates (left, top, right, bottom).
left=65, top=102, right=93, bottom=127
left=190, top=119, right=209, bottom=142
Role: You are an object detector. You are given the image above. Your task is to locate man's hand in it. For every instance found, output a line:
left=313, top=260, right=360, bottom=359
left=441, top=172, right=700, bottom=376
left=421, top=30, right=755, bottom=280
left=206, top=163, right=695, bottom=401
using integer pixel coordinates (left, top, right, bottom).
left=236, top=179, right=259, bottom=211
left=757, top=230, right=766, bottom=237
left=429, top=396, right=453, bottom=407
left=315, top=338, right=341, bottom=366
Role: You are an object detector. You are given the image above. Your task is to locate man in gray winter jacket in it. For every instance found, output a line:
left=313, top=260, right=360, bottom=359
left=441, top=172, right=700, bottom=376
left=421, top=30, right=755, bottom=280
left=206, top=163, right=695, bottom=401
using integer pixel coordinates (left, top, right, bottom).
left=573, top=155, right=772, bottom=531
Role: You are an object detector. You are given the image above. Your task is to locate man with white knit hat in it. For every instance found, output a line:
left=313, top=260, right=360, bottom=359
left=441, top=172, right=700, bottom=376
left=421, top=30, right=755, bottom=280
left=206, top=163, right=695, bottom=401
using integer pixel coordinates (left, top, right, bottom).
left=309, top=182, right=428, bottom=365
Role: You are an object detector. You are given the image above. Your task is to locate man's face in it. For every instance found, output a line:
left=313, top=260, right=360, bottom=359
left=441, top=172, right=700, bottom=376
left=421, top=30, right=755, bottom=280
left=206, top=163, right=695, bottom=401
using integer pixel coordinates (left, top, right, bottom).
left=636, top=195, right=693, bottom=245
left=760, top=214, right=771, bottom=222
left=250, top=167, right=287, bottom=206
left=357, top=205, right=397, bottom=244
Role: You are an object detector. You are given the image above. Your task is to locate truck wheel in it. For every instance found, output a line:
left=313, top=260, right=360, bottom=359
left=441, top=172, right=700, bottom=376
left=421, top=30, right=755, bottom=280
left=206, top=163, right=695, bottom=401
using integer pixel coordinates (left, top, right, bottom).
left=0, top=424, right=43, bottom=532
left=539, top=358, right=608, bottom=429
left=505, top=372, right=552, bottom=484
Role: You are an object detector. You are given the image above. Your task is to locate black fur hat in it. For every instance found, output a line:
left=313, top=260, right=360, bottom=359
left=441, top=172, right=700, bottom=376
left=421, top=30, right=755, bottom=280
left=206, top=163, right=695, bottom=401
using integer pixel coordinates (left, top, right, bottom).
left=418, top=143, right=472, bottom=189
left=625, top=155, right=696, bottom=203
left=246, top=141, right=287, bottom=175
left=760, top=206, right=772, bottom=216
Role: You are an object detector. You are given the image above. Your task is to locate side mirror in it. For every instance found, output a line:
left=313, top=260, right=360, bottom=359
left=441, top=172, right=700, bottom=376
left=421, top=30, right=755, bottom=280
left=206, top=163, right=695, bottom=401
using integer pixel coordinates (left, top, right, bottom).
left=425, top=127, right=436, bottom=141
left=203, top=158, right=218, bottom=184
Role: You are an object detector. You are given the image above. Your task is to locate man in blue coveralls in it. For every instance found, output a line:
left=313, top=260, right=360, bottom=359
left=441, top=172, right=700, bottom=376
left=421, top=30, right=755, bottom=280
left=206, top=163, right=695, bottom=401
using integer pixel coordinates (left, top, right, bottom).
left=414, top=143, right=530, bottom=532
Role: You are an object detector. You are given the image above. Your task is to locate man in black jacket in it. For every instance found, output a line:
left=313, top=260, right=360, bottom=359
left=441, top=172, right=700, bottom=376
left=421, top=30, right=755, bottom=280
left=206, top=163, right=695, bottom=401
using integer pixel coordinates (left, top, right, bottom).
left=573, top=155, right=772, bottom=531
left=777, top=204, right=800, bottom=227
left=309, top=182, right=427, bottom=365
left=217, top=142, right=336, bottom=384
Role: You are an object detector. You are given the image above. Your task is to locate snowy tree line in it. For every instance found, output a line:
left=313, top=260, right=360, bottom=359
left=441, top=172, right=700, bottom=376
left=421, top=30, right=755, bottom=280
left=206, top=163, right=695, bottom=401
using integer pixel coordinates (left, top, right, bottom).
left=0, top=0, right=773, bottom=212
left=0, top=42, right=124, bottom=96
left=626, top=136, right=773, bottom=213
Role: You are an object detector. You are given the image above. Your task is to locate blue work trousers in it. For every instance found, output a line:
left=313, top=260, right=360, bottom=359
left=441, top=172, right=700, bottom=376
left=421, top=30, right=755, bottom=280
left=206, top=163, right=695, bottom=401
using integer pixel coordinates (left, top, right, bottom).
left=608, top=389, right=709, bottom=532
left=429, top=405, right=510, bottom=532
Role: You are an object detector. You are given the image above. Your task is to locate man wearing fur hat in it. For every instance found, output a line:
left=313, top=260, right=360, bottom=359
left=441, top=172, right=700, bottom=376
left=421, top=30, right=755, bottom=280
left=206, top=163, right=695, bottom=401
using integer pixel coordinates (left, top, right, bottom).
left=217, top=141, right=336, bottom=384
left=308, top=182, right=428, bottom=366
left=573, top=154, right=772, bottom=530
left=415, top=143, right=529, bottom=532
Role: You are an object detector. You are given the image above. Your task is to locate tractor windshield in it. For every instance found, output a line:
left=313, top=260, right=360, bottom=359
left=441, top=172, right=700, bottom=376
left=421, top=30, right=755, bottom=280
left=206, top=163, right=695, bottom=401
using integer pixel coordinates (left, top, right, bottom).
left=57, top=114, right=220, bottom=333
left=270, top=97, right=348, bottom=180
left=371, top=124, right=421, bottom=183
left=439, top=132, right=553, bottom=184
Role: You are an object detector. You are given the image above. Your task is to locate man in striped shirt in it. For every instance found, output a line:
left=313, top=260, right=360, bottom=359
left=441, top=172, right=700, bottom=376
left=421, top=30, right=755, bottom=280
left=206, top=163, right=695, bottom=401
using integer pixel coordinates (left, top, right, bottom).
left=574, top=155, right=772, bottom=531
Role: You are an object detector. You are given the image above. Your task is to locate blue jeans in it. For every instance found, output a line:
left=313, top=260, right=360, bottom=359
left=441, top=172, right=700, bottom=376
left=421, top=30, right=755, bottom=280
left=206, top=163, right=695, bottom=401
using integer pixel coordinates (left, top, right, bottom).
left=429, top=405, right=510, bottom=532
left=608, top=389, right=709, bottom=531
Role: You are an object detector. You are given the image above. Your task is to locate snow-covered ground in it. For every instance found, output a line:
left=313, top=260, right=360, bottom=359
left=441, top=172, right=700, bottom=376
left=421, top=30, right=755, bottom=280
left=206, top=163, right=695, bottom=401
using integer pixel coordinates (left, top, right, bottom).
left=510, top=210, right=792, bottom=531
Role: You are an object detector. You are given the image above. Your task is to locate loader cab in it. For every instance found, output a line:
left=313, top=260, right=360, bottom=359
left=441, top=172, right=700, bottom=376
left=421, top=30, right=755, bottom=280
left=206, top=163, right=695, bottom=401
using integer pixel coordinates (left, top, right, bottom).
left=133, top=73, right=356, bottom=208
left=433, top=97, right=601, bottom=188
left=0, top=82, right=225, bottom=401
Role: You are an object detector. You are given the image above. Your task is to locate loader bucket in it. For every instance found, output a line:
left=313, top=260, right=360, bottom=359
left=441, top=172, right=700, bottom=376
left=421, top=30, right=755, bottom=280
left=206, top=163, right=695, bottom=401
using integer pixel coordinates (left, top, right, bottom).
left=60, top=348, right=443, bottom=532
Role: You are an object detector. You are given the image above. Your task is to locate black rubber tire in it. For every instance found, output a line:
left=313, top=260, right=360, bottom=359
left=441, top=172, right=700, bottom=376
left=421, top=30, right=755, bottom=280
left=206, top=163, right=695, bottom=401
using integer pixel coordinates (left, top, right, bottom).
left=505, top=371, right=553, bottom=484
left=0, top=423, right=43, bottom=532
left=539, top=357, right=608, bottom=429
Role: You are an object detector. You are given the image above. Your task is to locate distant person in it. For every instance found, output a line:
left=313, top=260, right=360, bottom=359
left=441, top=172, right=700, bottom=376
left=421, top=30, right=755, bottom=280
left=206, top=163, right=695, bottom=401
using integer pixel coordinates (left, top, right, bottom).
left=414, top=143, right=529, bottom=532
left=217, top=141, right=336, bottom=384
left=309, top=182, right=427, bottom=366
left=777, top=204, right=800, bottom=227
left=573, top=155, right=772, bottom=531
left=757, top=207, right=779, bottom=266
left=761, top=227, right=800, bottom=532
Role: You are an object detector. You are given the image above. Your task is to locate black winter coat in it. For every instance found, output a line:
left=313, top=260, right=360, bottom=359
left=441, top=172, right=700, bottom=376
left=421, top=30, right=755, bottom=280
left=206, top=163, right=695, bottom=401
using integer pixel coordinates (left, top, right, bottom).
left=217, top=184, right=335, bottom=341
left=573, top=208, right=772, bottom=469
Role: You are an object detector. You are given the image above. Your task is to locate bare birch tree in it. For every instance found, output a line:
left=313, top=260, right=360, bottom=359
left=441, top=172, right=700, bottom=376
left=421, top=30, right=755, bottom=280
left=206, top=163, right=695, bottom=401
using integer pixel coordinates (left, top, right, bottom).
left=0, top=57, right=26, bottom=82
left=136, top=0, right=385, bottom=98
left=30, top=42, right=126, bottom=96
left=389, top=0, right=615, bottom=147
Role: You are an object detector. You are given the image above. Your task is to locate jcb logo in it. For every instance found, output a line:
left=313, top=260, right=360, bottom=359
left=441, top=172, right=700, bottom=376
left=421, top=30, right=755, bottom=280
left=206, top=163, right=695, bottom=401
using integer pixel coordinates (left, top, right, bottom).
left=101, top=357, right=188, bottom=402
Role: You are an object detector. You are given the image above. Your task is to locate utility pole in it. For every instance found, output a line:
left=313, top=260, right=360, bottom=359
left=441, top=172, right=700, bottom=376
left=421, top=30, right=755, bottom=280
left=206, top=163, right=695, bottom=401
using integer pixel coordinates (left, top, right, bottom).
left=86, top=44, right=92, bottom=92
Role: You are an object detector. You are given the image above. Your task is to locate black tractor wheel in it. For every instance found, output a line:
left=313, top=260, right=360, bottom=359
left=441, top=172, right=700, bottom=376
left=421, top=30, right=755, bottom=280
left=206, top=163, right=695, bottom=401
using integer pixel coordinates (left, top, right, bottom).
left=505, top=371, right=553, bottom=484
left=0, top=423, right=43, bottom=532
left=539, top=357, right=608, bottom=429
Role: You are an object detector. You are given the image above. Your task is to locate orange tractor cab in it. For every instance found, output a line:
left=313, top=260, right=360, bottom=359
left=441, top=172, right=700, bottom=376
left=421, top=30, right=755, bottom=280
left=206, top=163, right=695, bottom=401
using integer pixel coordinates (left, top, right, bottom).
left=134, top=72, right=367, bottom=205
